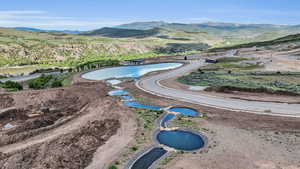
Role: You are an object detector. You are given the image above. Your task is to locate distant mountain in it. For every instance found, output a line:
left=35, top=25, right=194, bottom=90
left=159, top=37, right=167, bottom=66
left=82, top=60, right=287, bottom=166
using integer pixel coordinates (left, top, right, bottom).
left=116, top=21, right=291, bottom=32
left=114, top=21, right=300, bottom=46
left=81, top=27, right=163, bottom=38
left=115, top=21, right=167, bottom=30
left=14, top=27, right=82, bottom=34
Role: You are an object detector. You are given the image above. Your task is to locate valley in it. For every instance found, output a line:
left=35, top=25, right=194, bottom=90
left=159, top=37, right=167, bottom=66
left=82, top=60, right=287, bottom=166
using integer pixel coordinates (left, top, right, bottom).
left=0, top=21, right=300, bottom=169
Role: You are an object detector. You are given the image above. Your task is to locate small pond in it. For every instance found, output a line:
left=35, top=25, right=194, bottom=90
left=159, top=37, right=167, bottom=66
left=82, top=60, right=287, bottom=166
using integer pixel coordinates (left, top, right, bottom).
left=108, top=90, right=129, bottom=96
left=130, top=147, right=167, bottom=169
left=160, top=114, right=176, bottom=128
left=168, top=107, right=199, bottom=117
left=121, top=95, right=133, bottom=100
left=157, top=130, right=205, bottom=151
left=123, top=101, right=161, bottom=111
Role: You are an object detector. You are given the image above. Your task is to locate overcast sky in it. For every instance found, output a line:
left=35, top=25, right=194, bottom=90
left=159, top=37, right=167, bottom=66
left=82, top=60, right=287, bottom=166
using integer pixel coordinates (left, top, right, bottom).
left=1, top=0, right=300, bottom=30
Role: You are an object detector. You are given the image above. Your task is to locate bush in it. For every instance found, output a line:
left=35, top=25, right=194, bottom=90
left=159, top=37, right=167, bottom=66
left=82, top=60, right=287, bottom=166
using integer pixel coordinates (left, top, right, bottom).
left=1, top=81, right=23, bottom=91
left=108, top=165, right=118, bottom=169
left=50, top=79, right=63, bottom=88
left=0, top=81, right=23, bottom=91
left=28, top=74, right=53, bottom=89
left=129, top=146, right=139, bottom=151
left=0, top=75, right=7, bottom=79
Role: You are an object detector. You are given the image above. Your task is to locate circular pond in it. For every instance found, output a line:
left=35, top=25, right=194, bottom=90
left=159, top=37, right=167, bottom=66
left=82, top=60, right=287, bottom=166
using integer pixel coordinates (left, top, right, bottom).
left=157, top=130, right=204, bottom=151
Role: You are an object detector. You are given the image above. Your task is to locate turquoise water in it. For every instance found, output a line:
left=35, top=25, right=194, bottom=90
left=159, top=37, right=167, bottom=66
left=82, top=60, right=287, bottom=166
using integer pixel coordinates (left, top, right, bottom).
left=123, top=101, right=161, bottom=110
left=108, top=90, right=129, bottom=96
left=168, top=107, right=199, bottom=117
left=160, top=114, right=176, bottom=128
left=81, top=63, right=182, bottom=80
left=121, top=95, right=133, bottom=100
left=157, top=130, right=205, bottom=151
left=130, top=147, right=167, bottom=169
left=106, top=79, right=122, bottom=85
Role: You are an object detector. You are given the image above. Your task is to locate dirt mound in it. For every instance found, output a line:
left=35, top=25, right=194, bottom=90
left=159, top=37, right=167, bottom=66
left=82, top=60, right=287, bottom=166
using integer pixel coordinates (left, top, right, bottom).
left=0, top=94, right=14, bottom=109
left=0, top=82, right=110, bottom=146
left=0, top=119, right=120, bottom=169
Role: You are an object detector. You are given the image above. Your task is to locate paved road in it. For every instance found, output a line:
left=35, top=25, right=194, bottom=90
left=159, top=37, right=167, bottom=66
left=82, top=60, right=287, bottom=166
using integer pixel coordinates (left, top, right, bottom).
left=0, top=72, right=60, bottom=83
left=137, top=60, right=300, bottom=117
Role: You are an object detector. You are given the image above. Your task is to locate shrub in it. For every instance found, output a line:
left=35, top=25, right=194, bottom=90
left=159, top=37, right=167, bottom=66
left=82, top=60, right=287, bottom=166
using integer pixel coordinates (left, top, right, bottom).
left=0, top=75, right=7, bottom=79
left=108, top=165, right=118, bottom=169
left=50, top=79, right=63, bottom=88
left=129, top=146, right=139, bottom=151
left=1, top=81, right=23, bottom=91
left=28, top=74, right=53, bottom=89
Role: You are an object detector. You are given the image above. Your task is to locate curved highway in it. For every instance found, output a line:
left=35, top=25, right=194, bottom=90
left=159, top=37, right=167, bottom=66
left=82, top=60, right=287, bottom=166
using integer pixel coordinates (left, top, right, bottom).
left=137, top=60, right=300, bottom=117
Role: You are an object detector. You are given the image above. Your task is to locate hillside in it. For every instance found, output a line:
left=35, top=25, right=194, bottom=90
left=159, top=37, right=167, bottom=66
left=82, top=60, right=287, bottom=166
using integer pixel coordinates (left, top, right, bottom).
left=0, top=27, right=211, bottom=69
left=81, top=27, right=162, bottom=38
left=1, top=21, right=300, bottom=71
left=116, top=21, right=300, bottom=46
left=210, top=33, right=300, bottom=52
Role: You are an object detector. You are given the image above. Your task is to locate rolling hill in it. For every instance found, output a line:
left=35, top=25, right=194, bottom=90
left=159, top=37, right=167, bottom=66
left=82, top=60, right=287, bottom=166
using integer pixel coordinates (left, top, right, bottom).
left=116, top=21, right=300, bottom=46
left=81, top=27, right=162, bottom=38
left=1, top=21, right=300, bottom=70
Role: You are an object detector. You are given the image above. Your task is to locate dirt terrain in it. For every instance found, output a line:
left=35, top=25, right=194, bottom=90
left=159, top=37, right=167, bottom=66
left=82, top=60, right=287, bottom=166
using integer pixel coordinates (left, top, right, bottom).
left=0, top=79, right=137, bottom=169
left=0, top=47, right=299, bottom=169
left=121, top=80, right=300, bottom=169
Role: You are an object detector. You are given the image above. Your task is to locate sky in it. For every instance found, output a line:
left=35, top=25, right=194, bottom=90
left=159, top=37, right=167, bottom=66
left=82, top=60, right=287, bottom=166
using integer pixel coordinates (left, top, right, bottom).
left=1, top=0, right=300, bottom=30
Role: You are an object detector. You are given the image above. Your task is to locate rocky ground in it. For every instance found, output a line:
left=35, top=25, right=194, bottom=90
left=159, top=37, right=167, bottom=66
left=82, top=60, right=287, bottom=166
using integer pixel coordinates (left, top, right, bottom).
left=0, top=78, right=137, bottom=169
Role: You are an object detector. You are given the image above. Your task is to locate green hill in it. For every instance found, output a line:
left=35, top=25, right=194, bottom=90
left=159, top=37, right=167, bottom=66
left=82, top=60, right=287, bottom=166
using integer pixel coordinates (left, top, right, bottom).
left=1, top=21, right=300, bottom=72
left=116, top=21, right=300, bottom=46
left=210, top=33, right=300, bottom=52
left=81, top=27, right=162, bottom=38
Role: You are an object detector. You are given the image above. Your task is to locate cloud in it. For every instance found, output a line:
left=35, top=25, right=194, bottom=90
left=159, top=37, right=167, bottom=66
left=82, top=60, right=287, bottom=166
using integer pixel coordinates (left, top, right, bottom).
left=0, top=10, right=128, bottom=30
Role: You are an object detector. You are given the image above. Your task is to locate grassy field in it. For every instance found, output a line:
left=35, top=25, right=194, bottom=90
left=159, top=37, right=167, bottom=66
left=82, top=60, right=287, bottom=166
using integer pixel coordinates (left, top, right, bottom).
left=178, top=57, right=300, bottom=94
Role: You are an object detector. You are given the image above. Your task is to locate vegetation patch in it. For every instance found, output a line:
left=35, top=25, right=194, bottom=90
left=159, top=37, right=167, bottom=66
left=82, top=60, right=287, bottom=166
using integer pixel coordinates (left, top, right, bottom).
left=159, top=151, right=178, bottom=166
left=155, top=43, right=210, bottom=54
left=216, top=57, right=248, bottom=63
left=179, top=56, right=300, bottom=95
left=179, top=71, right=300, bottom=95
left=28, top=73, right=73, bottom=89
left=134, top=109, right=164, bottom=144
left=0, top=81, right=23, bottom=91
left=168, top=115, right=200, bottom=131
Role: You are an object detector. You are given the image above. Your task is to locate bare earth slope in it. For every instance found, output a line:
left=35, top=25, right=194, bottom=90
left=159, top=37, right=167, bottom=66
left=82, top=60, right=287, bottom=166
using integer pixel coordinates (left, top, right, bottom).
left=0, top=81, right=137, bottom=169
